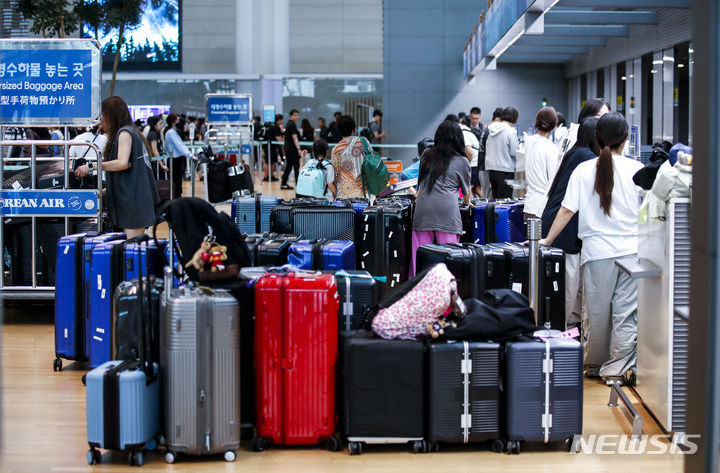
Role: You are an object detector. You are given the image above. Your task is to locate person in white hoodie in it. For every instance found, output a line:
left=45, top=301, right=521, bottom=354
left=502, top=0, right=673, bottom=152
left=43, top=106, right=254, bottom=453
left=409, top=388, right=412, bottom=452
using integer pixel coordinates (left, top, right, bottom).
left=485, top=106, right=519, bottom=199
left=558, top=99, right=610, bottom=157
left=524, top=106, right=559, bottom=218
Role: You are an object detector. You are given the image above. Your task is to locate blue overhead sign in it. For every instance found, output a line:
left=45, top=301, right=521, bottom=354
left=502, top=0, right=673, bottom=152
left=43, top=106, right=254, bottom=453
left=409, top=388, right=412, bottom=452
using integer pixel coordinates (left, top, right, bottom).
left=0, top=39, right=101, bottom=126
left=206, top=94, right=252, bottom=125
left=262, top=105, right=275, bottom=123
left=0, top=190, right=99, bottom=216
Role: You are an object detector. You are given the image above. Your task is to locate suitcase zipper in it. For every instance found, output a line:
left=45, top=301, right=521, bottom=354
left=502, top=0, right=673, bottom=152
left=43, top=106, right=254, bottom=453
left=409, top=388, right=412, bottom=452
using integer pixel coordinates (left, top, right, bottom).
left=461, top=341, right=471, bottom=444
left=198, top=294, right=214, bottom=453
left=542, top=339, right=553, bottom=443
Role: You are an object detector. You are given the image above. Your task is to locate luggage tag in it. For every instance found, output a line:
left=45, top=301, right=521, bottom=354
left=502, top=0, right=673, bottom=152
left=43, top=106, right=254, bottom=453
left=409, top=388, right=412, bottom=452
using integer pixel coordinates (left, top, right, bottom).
left=533, top=327, right=580, bottom=339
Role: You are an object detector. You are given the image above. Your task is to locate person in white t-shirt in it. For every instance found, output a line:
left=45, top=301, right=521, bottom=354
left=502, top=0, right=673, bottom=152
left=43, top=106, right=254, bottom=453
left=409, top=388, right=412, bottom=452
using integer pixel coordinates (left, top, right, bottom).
left=524, top=106, right=559, bottom=218
left=460, top=119, right=480, bottom=197
left=540, top=112, right=643, bottom=384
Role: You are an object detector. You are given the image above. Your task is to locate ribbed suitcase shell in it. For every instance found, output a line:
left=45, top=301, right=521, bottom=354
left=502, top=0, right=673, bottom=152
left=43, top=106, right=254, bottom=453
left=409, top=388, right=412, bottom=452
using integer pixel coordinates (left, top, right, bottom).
left=343, top=336, right=424, bottom=441
left=494, top=203, right=525, bottom=243
left=290, top=207, right=356, bottom=241
left=505, top=337, right=583, bottom=444
left=358, top=205, right=411, bottom=295
left=473, top=202, right=495, bottom=244
left=416, top=243, right=506, bottom=299
left=335, top=271, right=378, bottom=332
left=254, top=273, right=339, bottom=446
left=86, top=360, right=160, bottom=451
left=287, top=240, right=356, bottom=270
left=55, top=233, right=90, bottom=363
left=427, top=341, right=501, bottom=447
left=235, top=195, right=280, bottom=234
left=269, top=200, right=326, bottom=234
left=160, top=286, right=241, bottom=458
left=490, top=242, right=566, bottom=330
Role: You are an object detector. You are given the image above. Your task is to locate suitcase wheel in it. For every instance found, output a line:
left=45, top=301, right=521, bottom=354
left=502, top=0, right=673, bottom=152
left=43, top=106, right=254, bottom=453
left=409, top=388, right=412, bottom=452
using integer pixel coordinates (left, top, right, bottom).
left=325, top=435, right=342, bottom=452
left=53, top=358, right=62, bottom=372
left=164, top=451, right=176, bottom=464
left=348, top=441, right=363, bottom=456
left=505, top=440, right=521, bottom=455
left=251, top=436, right=267, bottom=452
left=491, top=439, right=505, bottom=453
left=128, top=451, right=143, bottom=467
left=87, top=448, right=101, bottom=465
left=224, top=450, right=236, bottom=462
left=412, top=440, right=430, bottom=454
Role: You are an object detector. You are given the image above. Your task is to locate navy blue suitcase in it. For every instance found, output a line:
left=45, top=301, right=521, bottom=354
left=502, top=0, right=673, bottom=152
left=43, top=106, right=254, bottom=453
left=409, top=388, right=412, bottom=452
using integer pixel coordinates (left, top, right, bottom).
left=494, top=202, right=524, bottom=243
left=287, top=239, right=356, bottom=270
left=88, top=237, right=161, bottom=368
left=504, top=335, right=583, bottom=453
left=54, top=233, right=95, bottom=371
left=472, top=202, right=495, bottom=244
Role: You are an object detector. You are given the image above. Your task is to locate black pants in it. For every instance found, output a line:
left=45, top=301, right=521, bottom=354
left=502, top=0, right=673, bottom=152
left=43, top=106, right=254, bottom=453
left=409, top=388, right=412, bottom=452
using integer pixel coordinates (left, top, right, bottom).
left=282, top=152, right=300, bottom=185
left=489, top=170, right=514, bottom=200
left=171, top=156, right=187, bottom=198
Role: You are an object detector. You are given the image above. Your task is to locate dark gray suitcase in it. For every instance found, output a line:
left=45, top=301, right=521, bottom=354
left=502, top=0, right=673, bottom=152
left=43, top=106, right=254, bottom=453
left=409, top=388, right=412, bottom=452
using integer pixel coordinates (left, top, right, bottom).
left=159, top=276, right=241, bottom=463
left=504, top=335, right=583, bottom=453
left=290, top=207, right=356, bottom=241
left=334, top=270, right=378, bottom=332
left=427, top=341, right=503, bottom=451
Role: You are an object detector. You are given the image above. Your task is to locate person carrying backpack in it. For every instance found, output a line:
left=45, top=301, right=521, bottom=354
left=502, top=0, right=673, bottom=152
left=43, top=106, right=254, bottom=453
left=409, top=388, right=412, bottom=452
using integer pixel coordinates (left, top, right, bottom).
left=296, top=139, right=336, bottom=200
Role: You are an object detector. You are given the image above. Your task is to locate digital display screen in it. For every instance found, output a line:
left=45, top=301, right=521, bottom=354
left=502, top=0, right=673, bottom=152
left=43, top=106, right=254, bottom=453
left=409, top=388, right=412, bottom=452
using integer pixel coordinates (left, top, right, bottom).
left=128, top=104, right=171, bottom=123
left=82, top=0, right=180, bottom=71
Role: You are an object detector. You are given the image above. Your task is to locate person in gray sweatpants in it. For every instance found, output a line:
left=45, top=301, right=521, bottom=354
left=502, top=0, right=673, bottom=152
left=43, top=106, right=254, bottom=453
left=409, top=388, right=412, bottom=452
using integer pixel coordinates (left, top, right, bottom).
left=540, top=112, right=644, bottom=384
left=582, top=257, right=638, bottom=377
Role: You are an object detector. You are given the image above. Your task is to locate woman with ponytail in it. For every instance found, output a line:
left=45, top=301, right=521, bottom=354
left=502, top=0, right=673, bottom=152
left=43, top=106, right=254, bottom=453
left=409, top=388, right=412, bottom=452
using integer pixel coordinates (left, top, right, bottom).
left=539, top=112, right=643, bottom=384
left=524, top=106, right=559, bottom=218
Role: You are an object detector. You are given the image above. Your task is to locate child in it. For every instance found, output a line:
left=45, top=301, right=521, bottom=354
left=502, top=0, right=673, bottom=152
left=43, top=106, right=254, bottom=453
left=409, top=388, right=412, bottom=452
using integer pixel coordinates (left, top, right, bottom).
left=312, top=139, right=336, bottom=201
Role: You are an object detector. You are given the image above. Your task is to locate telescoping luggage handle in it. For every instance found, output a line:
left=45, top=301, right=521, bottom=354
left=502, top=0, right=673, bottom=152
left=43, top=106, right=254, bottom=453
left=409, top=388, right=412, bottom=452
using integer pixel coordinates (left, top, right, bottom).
left=133, top=234, right=156, bottom=384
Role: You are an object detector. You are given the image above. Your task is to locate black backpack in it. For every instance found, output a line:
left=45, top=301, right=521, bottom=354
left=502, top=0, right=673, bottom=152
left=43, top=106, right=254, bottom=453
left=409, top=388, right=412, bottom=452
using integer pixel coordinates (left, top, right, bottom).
left=154, top=197, right=251, bottom=282
left=360, top=126, right=373, bottom=141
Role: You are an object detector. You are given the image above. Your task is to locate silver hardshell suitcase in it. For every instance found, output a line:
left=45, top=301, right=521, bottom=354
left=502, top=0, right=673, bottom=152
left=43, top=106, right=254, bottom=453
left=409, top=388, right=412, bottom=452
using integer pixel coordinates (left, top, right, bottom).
left=159, top=268, right=241, bottom=464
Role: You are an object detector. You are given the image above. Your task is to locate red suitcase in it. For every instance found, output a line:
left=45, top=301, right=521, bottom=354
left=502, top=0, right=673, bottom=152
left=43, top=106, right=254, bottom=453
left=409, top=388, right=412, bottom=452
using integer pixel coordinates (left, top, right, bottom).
left=252, top=272, right=341, bottom=451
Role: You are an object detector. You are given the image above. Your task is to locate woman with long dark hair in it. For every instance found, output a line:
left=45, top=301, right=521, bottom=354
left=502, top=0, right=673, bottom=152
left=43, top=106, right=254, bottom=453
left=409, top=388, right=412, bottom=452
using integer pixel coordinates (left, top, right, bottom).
left=410, top=119, right=472, bottom=277
left=74, top=96, right=159, bottom=238
left=541, top=117, right=600, bottom=329
left=540, top=112, right=643, bottom=384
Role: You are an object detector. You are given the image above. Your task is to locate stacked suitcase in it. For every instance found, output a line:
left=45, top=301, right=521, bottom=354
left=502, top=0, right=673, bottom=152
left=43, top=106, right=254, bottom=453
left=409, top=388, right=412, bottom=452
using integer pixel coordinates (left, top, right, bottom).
left=232, top=194, right=280, bottom=234
left=287, top=239, right=356, bottom=271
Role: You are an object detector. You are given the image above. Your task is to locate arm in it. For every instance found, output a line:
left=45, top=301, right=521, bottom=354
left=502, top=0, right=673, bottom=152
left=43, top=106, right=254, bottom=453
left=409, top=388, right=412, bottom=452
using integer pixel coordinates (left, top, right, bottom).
left=101, top=131, right=132, bottom=172
left=292, top=133, right=301, bottom=154
left=465, top=146, right=473, bottom=161
left=328, top=181, right=337, bottom=200
left=539, top=206, right=575, bottom=246
left=167, top=130, right=192, bottom=157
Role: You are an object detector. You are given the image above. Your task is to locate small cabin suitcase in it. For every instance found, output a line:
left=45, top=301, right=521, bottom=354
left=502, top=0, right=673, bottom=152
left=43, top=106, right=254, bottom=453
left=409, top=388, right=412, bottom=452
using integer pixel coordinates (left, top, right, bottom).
left=343, top=332, right=426, bottom=455
left=459, top=202, right=474, bottom=243
left=257, top=235, right=299, bottom=266
left=54, top=232, right=95, bottom=371
left=358, top=204, right=412, bottom=295
left=253, top=272, right=341, bottom=451
left=88, top=237, right=161, bottom=368
left=160, top=277, right=241, bottom=463
left=290, top=207, right=356, bottom=241
left=504, top=335, right=583, bottom=453
left=427, top=341, right=503, bottom=451
left=490, top=242, right=566, bottom=330
left=472, top=202, right=495, bottom=244
left=334, top=271, right=378, bottom=332
left=244, top=233, right=271, bottom=266
left=494, top=203, right=525, bottom=243
left=287, top=239, right=356, bottom=271
left=85, top=237, right=160, bottom=466
left=269, top=199, right=327, bottom=234
left=234, top=194, right=280, bottom=234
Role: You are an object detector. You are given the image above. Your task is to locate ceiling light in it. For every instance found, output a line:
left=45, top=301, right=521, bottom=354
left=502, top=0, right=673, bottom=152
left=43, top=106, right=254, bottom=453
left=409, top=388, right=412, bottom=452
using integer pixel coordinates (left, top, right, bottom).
left=663, top=56, right=674, bottom=62
left=650, top=69, right=658, bottom=74
left=652, top=60, right=663, bottom=65
left=678, top=64, right=685, bottom=68
left=689, top=48, right=695, bottom=53
left=629, top=74, right=634, bottom=78
left=621, top=76, right=627, bottom=80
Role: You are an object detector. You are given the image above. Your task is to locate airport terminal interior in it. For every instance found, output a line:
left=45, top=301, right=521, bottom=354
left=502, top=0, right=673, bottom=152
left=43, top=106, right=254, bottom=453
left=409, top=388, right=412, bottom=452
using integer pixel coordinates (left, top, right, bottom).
left=0, top=0, right=718, bottom=471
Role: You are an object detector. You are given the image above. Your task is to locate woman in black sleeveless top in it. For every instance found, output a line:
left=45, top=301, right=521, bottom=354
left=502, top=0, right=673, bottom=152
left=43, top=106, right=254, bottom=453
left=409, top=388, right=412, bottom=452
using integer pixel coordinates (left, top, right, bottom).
left=75, top=96, right=159, bottom=238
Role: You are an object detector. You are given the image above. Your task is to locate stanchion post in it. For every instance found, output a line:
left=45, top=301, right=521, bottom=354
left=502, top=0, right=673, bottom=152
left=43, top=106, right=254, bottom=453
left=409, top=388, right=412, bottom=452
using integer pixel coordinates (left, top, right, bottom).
left=527, top=217, right=542, bottom=326
left=169, top=151, right=174, bottom=200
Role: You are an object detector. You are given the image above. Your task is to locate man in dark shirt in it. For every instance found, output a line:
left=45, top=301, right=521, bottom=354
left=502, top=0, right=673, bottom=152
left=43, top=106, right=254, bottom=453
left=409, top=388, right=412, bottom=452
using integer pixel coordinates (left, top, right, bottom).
left=317, top=117, right=329, bottom=141
left=281, top=109, right=301, bottom=189
left=368, top=109, right=387, bottom=144
left=265, top=114, right=283, bottom=182
left=326, top=111, right=342, bottom=143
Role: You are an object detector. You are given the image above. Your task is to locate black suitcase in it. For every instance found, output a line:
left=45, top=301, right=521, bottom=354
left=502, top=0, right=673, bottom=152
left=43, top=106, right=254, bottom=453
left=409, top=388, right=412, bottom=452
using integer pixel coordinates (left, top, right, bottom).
left=228, top=163, right=254, bottom=195
left=358, top=203, right=412, bottom=295
left=504, top=335, right=583, bottom=453
left=290, top=207, right=356, bottom=241
left=113, top=276, right=163, bottom=364
left=333, top=271, right=378, bottom=332
left=257, top=235, right=299, bottom=266
left=2, top=161, right=65, bottom=190
left=427, top=341, right=503, bottom=451
left=244, top=233, right=271, bottom=266
left=459, top=202, right=474, bottom=244
left=269, top=199, right=327, bottom=234
left=206, top=159, right=233, bottom=203
left=343, top=331, right=426, bottom=455
left=415, top=243, right=506, bottom=300
left=490, top=242, right=566, bottom=330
